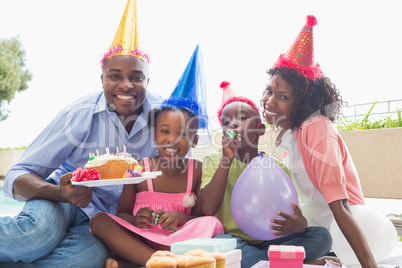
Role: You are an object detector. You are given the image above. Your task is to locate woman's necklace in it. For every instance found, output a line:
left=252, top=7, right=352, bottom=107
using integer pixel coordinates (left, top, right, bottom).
left=274, top=129, right=286, bottom=147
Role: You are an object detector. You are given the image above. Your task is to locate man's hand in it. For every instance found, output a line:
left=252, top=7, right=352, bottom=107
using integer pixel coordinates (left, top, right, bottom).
left=59, top=173, right=94, bottom=208
left=270, top=202, right=307, bottom=236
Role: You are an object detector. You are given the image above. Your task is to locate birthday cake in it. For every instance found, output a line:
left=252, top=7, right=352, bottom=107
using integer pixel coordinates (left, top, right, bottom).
left=72, top=151, right=143, bottom=182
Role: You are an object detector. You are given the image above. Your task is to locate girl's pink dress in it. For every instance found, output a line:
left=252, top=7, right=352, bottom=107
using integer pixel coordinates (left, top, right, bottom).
left=102, top=158, right=224, bottom=247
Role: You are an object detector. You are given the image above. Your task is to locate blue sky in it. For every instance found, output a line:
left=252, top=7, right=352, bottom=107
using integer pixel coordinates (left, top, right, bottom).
left=0, top=0, right=401, bottom=148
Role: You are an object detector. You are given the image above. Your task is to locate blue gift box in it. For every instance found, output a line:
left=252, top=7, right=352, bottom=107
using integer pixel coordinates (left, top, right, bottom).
left=170, top=238, right=237, bottom=255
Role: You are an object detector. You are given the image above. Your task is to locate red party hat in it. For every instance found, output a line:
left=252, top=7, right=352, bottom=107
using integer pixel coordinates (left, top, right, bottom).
left=217, top=81, right=259, bottom=123
left=274, top=15, right=322, bottom=80
left=220, top=81, right=237, bottom=103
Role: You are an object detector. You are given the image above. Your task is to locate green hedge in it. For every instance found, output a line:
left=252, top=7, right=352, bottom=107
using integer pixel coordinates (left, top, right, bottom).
left=337, top=102, right=402, bottom=131
left=0, top=146, right=27, bottom=151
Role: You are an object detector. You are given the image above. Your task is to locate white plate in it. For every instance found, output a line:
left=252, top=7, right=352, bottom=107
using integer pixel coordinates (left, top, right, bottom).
left=71, top=171, right=162, bottom=187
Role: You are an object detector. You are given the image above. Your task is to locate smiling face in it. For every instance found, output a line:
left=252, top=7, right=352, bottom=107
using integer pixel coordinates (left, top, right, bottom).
left=220, top=101, right=261, bottom=149
left=261, top=75, right=296, bottom=130
left=101, top=55, right=149, bottom=120
left=153, top=109, right=198, bottom=160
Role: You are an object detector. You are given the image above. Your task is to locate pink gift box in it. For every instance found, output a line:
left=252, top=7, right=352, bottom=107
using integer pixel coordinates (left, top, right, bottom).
left=268, top=245, right=305, bottom=268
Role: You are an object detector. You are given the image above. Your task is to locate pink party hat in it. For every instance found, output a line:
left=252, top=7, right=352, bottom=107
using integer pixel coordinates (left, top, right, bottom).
left=217, top=81, right=259, bottom=122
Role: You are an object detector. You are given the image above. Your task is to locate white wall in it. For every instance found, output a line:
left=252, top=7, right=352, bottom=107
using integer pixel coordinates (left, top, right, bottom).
left=0, top=150, right=24, bottom=177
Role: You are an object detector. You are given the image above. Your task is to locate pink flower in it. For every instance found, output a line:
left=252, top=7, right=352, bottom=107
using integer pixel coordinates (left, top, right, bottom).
left=72, top=168, right=101, bottom=182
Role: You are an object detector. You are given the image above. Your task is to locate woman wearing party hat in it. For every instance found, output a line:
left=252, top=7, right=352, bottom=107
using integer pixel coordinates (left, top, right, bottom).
left=90, top=45, right=224, bottom=267
left=261, top=15, right=378, bottom=267
left=1, top=0, right=163, bottom=266
left=200, top=80, right=335, bottom=268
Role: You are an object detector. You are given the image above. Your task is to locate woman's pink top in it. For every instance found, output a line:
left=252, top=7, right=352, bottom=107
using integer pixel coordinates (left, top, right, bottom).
left=296, top=115, right=365, bottom=205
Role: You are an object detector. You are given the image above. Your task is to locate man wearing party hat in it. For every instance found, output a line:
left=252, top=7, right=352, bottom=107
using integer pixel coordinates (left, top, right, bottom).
left=261, top=15, right=378, bottom=266
left=1, top=0, right=163, bottom=266
left=200, top=81, right=333, bottom=267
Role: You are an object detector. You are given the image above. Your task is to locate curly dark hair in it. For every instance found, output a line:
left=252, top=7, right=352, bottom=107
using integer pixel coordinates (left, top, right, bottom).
left=265, top=67, right=344, bottom=130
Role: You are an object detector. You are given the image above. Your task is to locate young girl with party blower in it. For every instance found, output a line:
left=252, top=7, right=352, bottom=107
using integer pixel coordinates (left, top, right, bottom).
left=90, top=45, right=224, bottom=267
left=261, top=15, right=377, bottom=267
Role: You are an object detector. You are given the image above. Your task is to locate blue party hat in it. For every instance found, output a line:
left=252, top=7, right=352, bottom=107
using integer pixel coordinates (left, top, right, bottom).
left=160, top=45, right=208, bottom=129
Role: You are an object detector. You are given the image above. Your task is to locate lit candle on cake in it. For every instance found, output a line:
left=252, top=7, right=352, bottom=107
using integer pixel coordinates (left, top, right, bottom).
left=106, top=147, right=109, bottom=155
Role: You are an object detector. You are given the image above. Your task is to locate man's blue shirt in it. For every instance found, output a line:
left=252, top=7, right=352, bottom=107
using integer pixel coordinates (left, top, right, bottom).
left=5, top=91, right=163, bottom=218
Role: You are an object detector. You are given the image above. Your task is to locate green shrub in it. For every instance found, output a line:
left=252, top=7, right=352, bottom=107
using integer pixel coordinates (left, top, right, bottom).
left=337, top=102, right=402, bottom=131
left=0, top=146, right=27, bottom=151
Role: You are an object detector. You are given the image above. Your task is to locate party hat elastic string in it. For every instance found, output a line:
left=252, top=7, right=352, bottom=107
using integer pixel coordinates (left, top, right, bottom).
left=295, top=79, right=310, bottom=112
left=239, top=117, right=261, bottom=151
left=277, top=79, right=310, bottom=127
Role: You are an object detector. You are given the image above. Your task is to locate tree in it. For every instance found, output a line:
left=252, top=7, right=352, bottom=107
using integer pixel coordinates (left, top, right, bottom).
left=0, top=37, right=32, bottom=121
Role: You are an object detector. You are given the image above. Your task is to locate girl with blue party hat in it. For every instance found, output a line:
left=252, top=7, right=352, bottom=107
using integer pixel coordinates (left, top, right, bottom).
left=90, top=45, right=224, bottom=267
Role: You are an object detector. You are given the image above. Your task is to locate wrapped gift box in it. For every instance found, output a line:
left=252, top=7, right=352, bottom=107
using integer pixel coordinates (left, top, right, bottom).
left=268, top=245, right=305, bottom=268
left=171, top=238, right=236, bottom=255
left=225, top=249, right=241, bottom=268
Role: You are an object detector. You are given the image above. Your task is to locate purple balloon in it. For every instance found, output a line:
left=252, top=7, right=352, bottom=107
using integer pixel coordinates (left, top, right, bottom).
left=231, top=152, right=299, bottom=240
